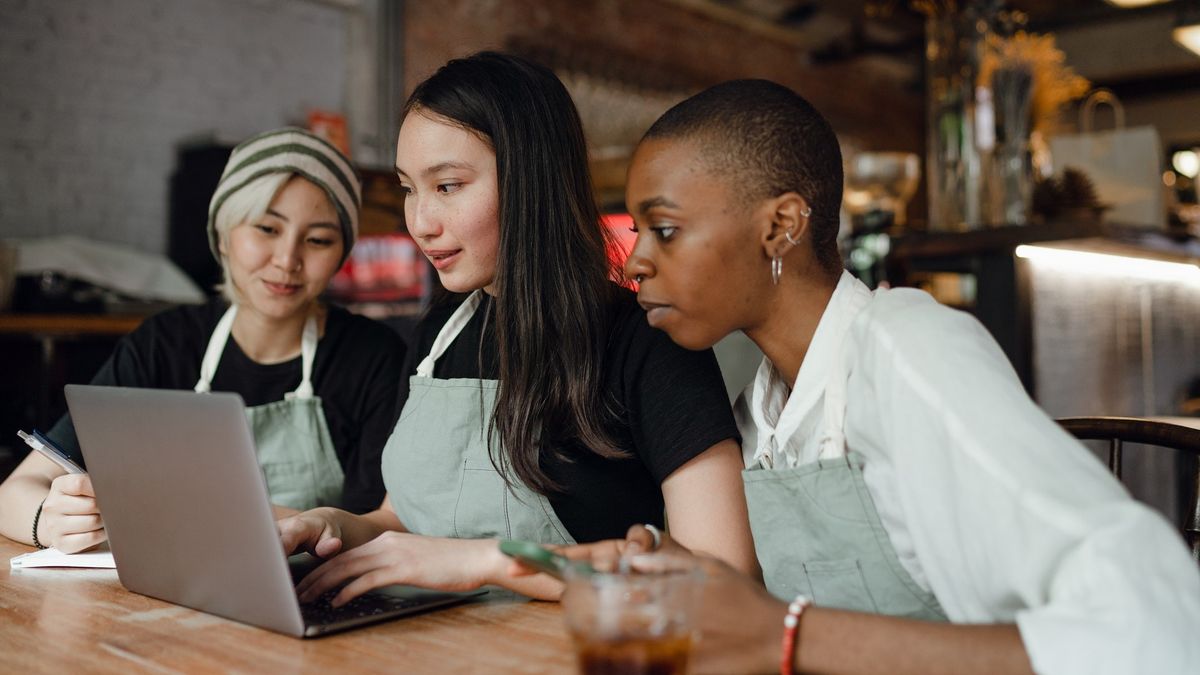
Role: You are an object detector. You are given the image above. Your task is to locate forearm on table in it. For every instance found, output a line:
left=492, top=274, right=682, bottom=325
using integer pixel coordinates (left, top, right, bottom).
left=0, top=465, right=55, bottom=545
left=472, top=539, right=565, bottom=600
left=494, top=573, right=565, bottom=601
left=791, top=609, right=1033, bottom=675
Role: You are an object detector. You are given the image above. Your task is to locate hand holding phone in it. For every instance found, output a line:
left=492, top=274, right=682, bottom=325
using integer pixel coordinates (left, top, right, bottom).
left=17, top=430, right=86, bottom=475
left=499, top=540, right=594, bottom=580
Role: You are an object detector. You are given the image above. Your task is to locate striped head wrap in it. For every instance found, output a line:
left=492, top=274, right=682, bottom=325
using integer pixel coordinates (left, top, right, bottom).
left=206, top=127, right=361, bottom=263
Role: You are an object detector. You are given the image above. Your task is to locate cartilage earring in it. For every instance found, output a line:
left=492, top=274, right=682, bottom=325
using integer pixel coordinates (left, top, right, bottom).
left=785, top=207, right=813, bottom=246
left=771, top=256, right=782, bottom=285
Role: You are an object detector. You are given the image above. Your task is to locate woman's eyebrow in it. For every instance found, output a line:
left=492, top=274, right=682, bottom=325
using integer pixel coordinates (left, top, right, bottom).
left=263, top=211, right=339, bottom=231
left=635, top=196, right=680, bottom=215
left=393, top=161, right=474, bottom=178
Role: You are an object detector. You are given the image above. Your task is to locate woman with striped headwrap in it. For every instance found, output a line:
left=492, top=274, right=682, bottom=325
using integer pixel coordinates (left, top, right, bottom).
left=0, top=128, right=407, bottom=553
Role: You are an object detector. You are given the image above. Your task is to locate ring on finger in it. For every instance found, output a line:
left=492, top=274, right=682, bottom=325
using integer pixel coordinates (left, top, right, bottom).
left=642, top=523, right=662, bottom=551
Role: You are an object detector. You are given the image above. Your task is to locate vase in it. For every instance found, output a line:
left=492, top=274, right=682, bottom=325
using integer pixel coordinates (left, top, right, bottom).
left=924, top=2, right=999, bottom=231
left=989, top=65, right=1034, bottom=226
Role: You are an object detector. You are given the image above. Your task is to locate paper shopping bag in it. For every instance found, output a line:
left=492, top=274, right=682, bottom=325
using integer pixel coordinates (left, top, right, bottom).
left=1049, top=90, right=1164, bottom=229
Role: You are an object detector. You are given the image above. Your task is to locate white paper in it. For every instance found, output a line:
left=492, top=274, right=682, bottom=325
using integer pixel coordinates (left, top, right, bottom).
left=9, top=546, right=115, bottom=569
left=12, top=235, right=205, bottom=304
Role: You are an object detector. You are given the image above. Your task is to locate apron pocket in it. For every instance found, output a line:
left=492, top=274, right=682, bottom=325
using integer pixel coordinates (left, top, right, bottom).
left=453, top=462, right=510, bottom=539
left=260, top=461, right=320, bottom=511
left=802, top=558, right=880, bottom=613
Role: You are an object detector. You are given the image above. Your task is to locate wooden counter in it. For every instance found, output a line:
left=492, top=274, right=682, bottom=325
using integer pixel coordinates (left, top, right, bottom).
left=0, top=539, right=576, bottom=673
left=0, top=313, right=146, bottom=336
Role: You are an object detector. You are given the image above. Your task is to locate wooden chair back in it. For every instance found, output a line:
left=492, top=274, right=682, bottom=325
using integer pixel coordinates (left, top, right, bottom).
left=1057, top=416, right=1200, bottom=563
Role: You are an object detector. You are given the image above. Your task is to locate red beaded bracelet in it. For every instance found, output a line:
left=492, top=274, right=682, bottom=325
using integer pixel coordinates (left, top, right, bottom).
left=780, top=594, right=811, bottom=675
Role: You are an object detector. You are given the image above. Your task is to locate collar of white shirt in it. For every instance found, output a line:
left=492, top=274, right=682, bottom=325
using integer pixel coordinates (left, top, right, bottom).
left=744, top=271, right=871, bottom=468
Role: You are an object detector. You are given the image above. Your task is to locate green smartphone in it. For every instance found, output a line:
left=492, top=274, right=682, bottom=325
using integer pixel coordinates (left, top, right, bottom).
left=499, top=540, right=594, bottom=580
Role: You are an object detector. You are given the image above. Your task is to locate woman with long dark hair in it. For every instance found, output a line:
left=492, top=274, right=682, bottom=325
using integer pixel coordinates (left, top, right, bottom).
left=279, top=52, right=757, bottom=602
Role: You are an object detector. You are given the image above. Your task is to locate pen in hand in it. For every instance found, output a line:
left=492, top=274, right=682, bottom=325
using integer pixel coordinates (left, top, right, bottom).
left=17, top=430, right=86, bottom=475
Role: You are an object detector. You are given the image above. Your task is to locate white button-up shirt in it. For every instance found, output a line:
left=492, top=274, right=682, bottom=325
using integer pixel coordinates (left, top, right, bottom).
left=735, top=272, right=1200, bottom=675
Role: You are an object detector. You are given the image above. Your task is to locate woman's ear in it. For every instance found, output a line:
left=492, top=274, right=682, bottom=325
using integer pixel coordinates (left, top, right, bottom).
left=759, top=192, right=812, bottom=259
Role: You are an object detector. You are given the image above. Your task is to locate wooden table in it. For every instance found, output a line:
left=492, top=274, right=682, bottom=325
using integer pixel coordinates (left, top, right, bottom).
left=0, top=539, right=577, bottom=673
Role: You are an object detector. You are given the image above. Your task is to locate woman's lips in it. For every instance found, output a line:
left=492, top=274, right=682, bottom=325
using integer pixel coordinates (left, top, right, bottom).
left=639, top=300, right=671, bottom=326
left=425, top=249, right=462, bottom=270
left=264, top=280, right=301, bottom=296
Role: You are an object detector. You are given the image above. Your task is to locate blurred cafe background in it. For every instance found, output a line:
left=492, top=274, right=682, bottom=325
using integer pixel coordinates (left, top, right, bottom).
left=1, top=0, right=1199, bottom=526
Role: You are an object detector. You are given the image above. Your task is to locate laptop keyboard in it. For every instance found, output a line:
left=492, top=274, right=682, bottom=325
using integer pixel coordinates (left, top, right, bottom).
left=300, top=588, right=430, bottom=626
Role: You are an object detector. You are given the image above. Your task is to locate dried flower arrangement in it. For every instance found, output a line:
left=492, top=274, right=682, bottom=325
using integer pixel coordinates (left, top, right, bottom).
left=979, top=31, right=1091, bottom=135
left=907, top=1, right=1090, bottom=133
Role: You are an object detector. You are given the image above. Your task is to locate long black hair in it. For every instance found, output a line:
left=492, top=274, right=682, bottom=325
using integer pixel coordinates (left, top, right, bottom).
left=403, top=51, right=622, bottom=494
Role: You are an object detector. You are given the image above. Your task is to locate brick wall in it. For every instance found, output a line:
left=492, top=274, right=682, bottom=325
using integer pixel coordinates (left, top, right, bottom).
left=0, top=0, right=348, bottom=254
left=402, top=0, right=923, bottom=152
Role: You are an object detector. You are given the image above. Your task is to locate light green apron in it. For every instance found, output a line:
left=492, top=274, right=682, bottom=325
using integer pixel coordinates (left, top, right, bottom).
left=194, top=305, right=344, bottom=511
left=381, top=290, right=575, bottom=546
left=742, top=293, right=947, bottom=621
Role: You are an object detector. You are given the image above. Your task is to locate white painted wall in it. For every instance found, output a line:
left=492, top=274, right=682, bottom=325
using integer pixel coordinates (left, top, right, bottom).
left=0, top=0, right=355, bottom=254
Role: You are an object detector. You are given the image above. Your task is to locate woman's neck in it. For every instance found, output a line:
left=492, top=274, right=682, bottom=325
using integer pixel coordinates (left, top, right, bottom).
left=230, top=303, right=322, bottom=364
left=744, top=272, right=839, bottom=389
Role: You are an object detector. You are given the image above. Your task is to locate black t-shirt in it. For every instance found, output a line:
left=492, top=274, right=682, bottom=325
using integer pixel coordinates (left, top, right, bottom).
left=395, top=287, right=738, bottom=542
left=46, top=300, right=407, bottom=514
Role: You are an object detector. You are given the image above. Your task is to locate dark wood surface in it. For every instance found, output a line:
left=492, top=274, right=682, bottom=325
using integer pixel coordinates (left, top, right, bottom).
left=1057, top=416, right=1200, bottom=451
left=0, top=313, right=146, bottom=336
left=0, top=539, right=576, bottom=673
left=890, top=220, right=1200, bottom=262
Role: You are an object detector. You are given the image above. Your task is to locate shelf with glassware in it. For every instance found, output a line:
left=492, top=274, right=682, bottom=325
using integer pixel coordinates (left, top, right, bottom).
left=324, top=168, right=434, bottom=321
left=875, top=218, right=1200, bottom=397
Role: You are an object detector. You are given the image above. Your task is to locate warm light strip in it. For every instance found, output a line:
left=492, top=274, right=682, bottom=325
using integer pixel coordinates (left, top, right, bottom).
left=1103, top=0, right=1169, bottom=7
left=1173, top=25, right=1200, bottom=58
left=1015, top=245, right=1200, bottom=283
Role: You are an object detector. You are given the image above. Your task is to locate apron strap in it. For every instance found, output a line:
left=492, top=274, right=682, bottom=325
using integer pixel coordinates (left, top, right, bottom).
left=816, top=340, right=851, bottom=460
left=194, top=305, right=239, bottom=393
left=816, top=284, right=875, bottom=459
left=193, top=304, right=320, bottom=399
left=415, top=290, right=483, bottom=378
left=286, top=314, right=319, bottom=400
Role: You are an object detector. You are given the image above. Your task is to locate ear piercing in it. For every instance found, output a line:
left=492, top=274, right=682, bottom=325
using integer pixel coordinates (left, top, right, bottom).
left=784, top=207, right=813, bottom=246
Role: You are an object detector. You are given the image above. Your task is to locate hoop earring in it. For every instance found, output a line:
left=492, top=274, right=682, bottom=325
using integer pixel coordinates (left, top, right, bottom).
left=771, top=256, right=782, bottom=285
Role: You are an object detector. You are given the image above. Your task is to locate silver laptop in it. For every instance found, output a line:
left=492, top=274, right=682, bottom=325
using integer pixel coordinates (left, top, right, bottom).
left=64, top=384, right=484, bottom=637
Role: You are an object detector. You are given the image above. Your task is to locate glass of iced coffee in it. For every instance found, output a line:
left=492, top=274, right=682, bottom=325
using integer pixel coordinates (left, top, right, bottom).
left=561, top=558, right=704, bottom=675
